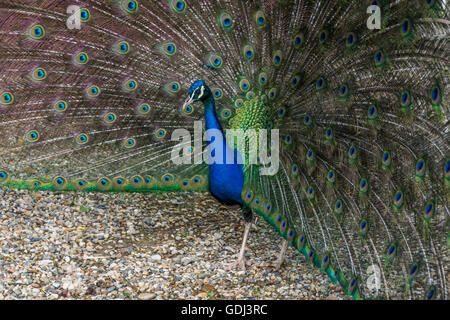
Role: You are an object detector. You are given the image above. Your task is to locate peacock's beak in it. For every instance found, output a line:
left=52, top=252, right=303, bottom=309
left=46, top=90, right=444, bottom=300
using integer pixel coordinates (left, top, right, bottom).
left=183, top=91, right=195, bottom=109
left=183, top=94, right=195, bottom=110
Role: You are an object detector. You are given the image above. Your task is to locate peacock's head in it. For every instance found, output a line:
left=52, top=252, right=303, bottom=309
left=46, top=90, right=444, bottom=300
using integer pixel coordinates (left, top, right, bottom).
left=184, top=80, right=210, bottom=107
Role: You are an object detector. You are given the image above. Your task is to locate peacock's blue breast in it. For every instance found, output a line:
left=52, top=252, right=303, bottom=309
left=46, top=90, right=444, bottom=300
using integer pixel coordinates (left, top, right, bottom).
left=208, top=161, right=244, bottom=205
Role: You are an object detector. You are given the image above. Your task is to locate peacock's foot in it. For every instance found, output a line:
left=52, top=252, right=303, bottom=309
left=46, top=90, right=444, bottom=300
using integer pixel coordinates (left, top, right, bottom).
left=256, top=240, right=288, bottom=271
left=223, top=257, right=250, bottom=272
left=256, top=259, right=284, bottom=270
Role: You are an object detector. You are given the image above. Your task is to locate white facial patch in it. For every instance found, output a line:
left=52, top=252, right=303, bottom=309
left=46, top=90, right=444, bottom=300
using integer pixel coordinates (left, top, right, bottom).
left=182, top=86, right=205, bottom=110
left=197, top=85, right=205, bottom=99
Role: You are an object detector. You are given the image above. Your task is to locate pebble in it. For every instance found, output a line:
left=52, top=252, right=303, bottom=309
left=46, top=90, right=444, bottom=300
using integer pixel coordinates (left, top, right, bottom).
left=138, top=293, right=156, bottom=300
left=150, top=254, right=162, bottom=262
left=181, top=257, right=193, bottom=266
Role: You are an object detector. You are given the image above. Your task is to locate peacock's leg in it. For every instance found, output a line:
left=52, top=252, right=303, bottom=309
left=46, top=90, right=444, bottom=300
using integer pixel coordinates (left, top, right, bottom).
left=273, top=239, right=288, bottom=269
left=223, top=221, right=252, bottom=271
left=223, top=206, right=253, bottom=271
left=257, top=239, right=288, bottom=270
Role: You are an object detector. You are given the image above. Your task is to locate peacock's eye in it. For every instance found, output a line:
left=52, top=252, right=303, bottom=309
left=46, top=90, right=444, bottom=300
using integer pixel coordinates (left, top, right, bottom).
left=195, top=89, right=200, bottom=96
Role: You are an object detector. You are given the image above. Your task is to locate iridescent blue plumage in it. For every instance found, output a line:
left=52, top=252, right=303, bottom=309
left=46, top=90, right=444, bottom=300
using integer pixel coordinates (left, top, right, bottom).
left=187, top=81, right=244, bottom=205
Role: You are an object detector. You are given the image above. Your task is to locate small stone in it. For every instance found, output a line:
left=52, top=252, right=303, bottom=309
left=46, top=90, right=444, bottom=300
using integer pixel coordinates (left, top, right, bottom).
left=86, top=286, right=96, bottom=295
left=138, top=293, right=156, bottom=300
left=181, top=257, right=193, bottom=266
left=144, top=219, right=155, bottom=226
left=173, top=257, right=182, bottom=264
left=151, top=254, right=162, bottom=262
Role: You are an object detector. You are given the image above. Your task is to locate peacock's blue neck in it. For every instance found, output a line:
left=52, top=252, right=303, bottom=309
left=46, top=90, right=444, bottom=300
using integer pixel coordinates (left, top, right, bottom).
left=201, top=92, right=244, bottom=205
left=203, top=95, right=223, bottom=133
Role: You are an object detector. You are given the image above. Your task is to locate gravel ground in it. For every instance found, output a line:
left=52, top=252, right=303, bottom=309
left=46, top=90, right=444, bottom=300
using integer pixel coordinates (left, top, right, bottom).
left=0, top=188, right=347, bottom=300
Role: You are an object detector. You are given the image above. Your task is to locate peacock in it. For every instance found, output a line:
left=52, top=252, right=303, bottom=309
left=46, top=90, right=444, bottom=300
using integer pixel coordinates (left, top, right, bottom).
left=0, top=0, right=448, bottom=300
